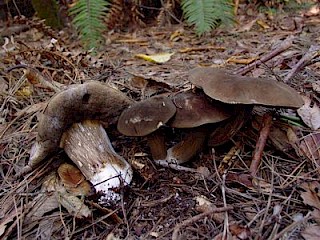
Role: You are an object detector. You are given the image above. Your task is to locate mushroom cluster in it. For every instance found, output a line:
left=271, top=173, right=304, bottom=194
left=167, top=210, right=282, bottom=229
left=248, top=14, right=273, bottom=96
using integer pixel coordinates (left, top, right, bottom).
left=117, top=67, right=304, bottom=166
left=117, top=90, right=235, bottom=165
left=26, top=67, right=304, bottom=200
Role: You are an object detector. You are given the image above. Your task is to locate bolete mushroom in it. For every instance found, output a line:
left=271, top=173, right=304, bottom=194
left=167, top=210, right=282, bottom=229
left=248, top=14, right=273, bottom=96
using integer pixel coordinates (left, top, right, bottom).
left=189, top=67, right=304, bottom=107
left=25, top=81, right=133, bottom=199
left=29, top=81, right=133, bottom=169
left=117, top=91, right=234, bottom=165
left=161, top=91, right=233, bottom=165
left=117, top=95, right=176, bottom=160
left=188, top=67, right=304, bottom=146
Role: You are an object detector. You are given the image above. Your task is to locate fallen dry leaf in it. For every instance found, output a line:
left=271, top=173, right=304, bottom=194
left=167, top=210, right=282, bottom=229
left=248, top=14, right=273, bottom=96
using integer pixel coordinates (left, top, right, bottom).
left=229, top=223, right=251, bottom=239
left=301, top=225, right=320, bottom=240
left=300, top=181, right=320, bottom=210
left=194, top=195, right=225, bottom=223
left=57, top=163, right=93, bottom=196
left=135, top=52, right=174, bottom=63
left=42, top=169, right=92, bottom=219
left=297, top=96, right=320, bottom=130
left=297, top=133, right=320, bottom=163
left=256, top=19, right=270, bottom=29
left=226, top=172, right=254, bottom=189
left=57, top=190, right=92, bottom=218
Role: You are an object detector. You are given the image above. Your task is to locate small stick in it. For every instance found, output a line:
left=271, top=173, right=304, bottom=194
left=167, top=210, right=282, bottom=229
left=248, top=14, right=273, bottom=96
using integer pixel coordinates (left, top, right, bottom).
left=154, top=160, right=198, bottom=173
left=284, top=45, right=320, bottom=83
left=172, top=206, right=233, bottom=240
left=250, top=113, right=273, bottom=176
left=234, top=36, right=294, bottom=76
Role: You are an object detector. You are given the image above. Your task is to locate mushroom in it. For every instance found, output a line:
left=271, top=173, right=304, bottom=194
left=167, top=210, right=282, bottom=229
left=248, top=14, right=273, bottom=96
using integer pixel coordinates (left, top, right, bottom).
left=117, top=95, right=176, bottom=160
left=189, top=67, right=304, bottom=108
left=117, top=91, right=234, bottom=165
left=25, top=81, right=133, bottom=199
left=60, top=120, right=132, bottom=200
left=29, top=81, right=133, bottom=169
left=161, top=91, right=233, bottom=164
left=188, top=67, right=304, bottom=146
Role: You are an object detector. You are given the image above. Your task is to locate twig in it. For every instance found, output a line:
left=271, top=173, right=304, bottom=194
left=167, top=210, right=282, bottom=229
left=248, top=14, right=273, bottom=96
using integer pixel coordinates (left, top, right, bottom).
left=234, top=36, right=294, bottom=75
left=271, top=212, right=311, bottom=240
left=250, top=113, right=273, bottom=176
left=284, top=45, right=320, bottom=82
left=120, top=186, right=130, bottom=238
left=154, top=160, right=198, bottom=173
left=221, top=174, right=230, bottom=239
left=172, top=206, right=233, bottom=240
left=257, top=161, right=275, bottom=240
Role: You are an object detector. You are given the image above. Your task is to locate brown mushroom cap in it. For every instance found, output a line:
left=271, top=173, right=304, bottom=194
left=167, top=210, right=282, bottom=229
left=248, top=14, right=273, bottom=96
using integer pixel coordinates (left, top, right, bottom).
left=189, top=67, right=304, bottom=108
left=117, top=96, right=176, bottom=136
left=169, top=91, right=233, bottom=128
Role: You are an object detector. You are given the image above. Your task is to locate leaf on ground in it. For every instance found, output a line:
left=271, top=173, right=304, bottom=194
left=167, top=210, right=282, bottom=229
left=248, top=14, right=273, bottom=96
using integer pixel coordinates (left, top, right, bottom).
left=24, top=194, right=59, bottom=225
left=226, top=56, right=257, bottom=64
left=297, top=96, right=320, bottom=130
left=194, top=195, right=225, bottom=223
left=229, top=223, right=251, bottom=239
left=312, top=81, right=320, bottom=93
left=226, top=172, right=254, bottom=188
left=58, top=163, right=93, bottom=196
left=256, top=19, right=270, bottom=29
left=42, top=169, right=92, bottom=218
left=135, top=52, right=174, bottom=63
left=297, top=133, right=320, bottom=162
left=16, top=84, right=33, bottom=97
left=57, top=192, right=92, bottom=218
left=235, top=19, right=257, bottom=32
left=301, top=225, right=320, bottom=240
left=300, top=181, right=320, bottom=210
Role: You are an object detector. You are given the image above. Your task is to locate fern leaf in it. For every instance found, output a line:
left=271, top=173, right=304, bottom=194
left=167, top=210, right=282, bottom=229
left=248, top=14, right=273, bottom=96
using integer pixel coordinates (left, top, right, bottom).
left=70, top=0, right=110, bottom=50
left=181, top=0, right=234, bottom=36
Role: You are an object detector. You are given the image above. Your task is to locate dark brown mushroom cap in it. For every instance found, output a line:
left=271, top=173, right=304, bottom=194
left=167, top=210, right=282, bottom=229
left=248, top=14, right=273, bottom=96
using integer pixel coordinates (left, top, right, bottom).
left=169, top=91, right=233, bottom=128
left=189, top=67, right=304, bottom=108
left=117, top=96, right=176, bottom=136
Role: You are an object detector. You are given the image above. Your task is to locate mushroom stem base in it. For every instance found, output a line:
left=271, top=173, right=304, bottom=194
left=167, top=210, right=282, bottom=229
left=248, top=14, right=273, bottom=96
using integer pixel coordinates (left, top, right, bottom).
left=60, top=120, right=132, bottom=197
left=157, top=126, right=208, bottom=165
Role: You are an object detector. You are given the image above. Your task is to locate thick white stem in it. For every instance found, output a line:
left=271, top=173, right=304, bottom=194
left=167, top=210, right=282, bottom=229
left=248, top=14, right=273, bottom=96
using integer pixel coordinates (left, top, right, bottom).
left=60, top=120, right=132, bottom=199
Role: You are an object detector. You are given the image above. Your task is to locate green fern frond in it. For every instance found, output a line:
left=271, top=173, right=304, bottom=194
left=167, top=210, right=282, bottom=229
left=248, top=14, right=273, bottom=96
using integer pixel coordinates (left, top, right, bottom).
left=70, top=0, right=110, bottom=50
left=181, top=0, right=234, bottom=36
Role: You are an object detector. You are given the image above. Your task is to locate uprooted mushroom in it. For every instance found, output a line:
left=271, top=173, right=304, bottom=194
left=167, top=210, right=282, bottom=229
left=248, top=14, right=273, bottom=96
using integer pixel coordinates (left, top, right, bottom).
left=26, top=81, right=133, bottom=199
left=117, top=90, right=235, bottom=165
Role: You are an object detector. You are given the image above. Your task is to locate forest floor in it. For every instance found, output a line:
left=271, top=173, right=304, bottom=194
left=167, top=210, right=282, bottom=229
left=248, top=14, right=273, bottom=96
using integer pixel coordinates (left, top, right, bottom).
left=1, top=2, right=320, bottom=239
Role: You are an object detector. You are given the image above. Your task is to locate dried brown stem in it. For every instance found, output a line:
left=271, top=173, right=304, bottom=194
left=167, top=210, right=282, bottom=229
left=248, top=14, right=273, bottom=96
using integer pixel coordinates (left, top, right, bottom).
left=250, top=113, right=273, bottom=176
left=234, top=35, right=294, bottom=76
